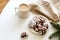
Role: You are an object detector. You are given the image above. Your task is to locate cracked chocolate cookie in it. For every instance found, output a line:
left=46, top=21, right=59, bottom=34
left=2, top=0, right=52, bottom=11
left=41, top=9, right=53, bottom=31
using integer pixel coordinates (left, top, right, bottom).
left=28, top=15, right=48, bottom=35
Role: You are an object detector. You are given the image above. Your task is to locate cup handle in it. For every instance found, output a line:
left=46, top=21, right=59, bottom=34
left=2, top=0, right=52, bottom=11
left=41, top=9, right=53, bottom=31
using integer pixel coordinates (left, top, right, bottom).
left=15, top=7, right=19, bottom=13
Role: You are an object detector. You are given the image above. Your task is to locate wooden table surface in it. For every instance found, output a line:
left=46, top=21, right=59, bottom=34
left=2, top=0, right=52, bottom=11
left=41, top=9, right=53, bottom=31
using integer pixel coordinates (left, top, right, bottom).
left=0, top=0, right=9, bottom=13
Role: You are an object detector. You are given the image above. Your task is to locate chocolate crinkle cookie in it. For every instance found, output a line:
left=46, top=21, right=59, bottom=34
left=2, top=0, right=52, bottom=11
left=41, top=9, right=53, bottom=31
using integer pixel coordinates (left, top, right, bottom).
left=28, top=16, right=48, bottom=35
left=21, top=32, right=28, bottom=38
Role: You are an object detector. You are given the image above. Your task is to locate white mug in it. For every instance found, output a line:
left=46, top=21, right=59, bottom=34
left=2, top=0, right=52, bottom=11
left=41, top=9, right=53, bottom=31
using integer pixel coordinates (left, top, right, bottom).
left=15, top=4, right=29, bottom=18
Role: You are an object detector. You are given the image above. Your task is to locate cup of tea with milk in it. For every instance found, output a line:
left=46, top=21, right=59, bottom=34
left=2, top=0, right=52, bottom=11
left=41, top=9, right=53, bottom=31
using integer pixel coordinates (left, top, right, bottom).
left=15, top=3, right=29, bottom=18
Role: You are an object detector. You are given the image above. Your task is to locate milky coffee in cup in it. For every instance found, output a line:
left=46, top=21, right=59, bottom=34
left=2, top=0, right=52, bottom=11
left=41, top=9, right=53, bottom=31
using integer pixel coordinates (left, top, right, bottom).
left=15, top=4, right=29, bottom=18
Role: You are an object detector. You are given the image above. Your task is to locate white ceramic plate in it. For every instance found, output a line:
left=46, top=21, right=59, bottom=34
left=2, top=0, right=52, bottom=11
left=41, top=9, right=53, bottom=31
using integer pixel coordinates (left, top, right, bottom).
left=28, top=15, right=49, bottom=35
